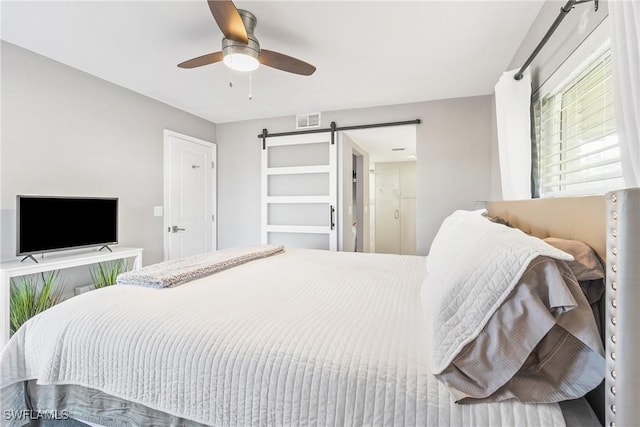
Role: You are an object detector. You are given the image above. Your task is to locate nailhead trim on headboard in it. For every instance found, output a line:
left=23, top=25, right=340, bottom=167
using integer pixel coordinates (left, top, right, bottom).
left=606, top=192, right=617, bottom=427
left=604, top=188, right=640, bottom=427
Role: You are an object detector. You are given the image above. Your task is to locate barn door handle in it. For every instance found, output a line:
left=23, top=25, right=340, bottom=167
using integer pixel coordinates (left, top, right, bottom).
left=330, top=205, right=335, bottom=230
left=171, top=225, right=186, bottom=233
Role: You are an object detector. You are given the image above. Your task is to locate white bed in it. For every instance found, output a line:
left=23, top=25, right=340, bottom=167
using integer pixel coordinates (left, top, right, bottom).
left=2, top=188, right=637, bottom=427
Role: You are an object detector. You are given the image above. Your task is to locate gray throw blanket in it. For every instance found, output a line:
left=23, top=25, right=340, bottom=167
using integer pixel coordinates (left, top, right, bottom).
left=116, top=244, right=284, bottom=288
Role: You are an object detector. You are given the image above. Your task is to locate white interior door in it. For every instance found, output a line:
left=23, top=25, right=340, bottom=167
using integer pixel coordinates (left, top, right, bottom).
left=164, top=130, right=216, bottom=260
left=374, top=164, right=401, bottom=254
left=373, top=161, right=416, bottom=255
left=262, top=132, right=337, bottom=250
left=400, top=195, right=417, bottom=254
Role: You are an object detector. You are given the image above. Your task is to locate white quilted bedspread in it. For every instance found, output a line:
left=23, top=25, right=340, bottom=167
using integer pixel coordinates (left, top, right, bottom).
left=1, top=248, right=566, bottom=426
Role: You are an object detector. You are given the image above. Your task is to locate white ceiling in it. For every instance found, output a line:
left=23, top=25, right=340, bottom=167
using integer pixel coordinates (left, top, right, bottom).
left=0, top=1, right=544, bottom=124
left=345, top=125, right=417, bottom=163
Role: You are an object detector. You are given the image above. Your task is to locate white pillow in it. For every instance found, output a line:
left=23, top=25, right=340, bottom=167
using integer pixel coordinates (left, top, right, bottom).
left=421, top=209, right=603, bottom=403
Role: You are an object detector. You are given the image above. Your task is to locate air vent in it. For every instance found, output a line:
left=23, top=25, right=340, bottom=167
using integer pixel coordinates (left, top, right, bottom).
left=296, top=112, right=321, bottom=129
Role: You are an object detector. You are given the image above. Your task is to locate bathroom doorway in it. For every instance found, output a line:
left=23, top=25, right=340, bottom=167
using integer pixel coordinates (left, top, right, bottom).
left=342, top=125, right=417, bottom=255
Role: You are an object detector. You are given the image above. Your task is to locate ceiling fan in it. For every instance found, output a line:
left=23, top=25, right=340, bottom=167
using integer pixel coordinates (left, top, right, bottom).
left=178, top=0, right=316, bottom=76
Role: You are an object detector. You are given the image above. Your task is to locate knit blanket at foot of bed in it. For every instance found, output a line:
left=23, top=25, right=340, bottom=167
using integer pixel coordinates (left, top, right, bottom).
left=116, top=244, right=285, bottom=288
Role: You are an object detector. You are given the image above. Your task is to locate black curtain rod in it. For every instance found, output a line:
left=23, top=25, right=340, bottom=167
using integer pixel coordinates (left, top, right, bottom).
left=514, top=0, right=598, bottom=81
left=258, top=119, right=421, bottom=140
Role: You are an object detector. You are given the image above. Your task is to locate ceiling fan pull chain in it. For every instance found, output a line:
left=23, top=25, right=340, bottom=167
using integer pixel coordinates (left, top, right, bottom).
left=229, top=56, right=234, bottom=88
left=249, top=72, right=253, bottom=100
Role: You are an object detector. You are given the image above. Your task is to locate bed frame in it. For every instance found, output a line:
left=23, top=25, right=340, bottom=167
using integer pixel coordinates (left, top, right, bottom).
left=485, top=188, right=639, bottom=427
left=4, top=190, right=636, bottom=427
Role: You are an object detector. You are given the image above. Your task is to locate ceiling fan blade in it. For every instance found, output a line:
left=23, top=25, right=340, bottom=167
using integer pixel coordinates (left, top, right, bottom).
left=259, top=49, right=316, bottom=76
left=178, top=52, right=223, bottom=69
left=207, top=0, right=248, bottom=44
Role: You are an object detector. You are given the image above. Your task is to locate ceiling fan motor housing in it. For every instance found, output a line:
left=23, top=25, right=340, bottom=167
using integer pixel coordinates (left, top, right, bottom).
left=222, top=9, right=260, bottom=64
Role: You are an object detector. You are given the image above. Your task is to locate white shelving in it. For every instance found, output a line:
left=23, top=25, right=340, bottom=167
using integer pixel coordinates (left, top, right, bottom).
left=0, top=246, right=143, bottom=347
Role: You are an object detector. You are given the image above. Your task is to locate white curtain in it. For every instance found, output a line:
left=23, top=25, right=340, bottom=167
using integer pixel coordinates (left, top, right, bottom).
left=494, top=69, right=532, bottom=200
left=610, top=1, right=640, bottom=187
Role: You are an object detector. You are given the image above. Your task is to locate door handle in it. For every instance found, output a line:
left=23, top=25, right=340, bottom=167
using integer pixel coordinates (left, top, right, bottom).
left=330, top=205, right=336, bottom=230
left=171, top=225, right=186, bottom=233
left=394, top=210, right=399, bottom=219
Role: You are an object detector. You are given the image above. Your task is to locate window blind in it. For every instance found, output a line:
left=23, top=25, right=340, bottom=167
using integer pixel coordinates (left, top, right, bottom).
left=535, top=47, right=623, bottom=197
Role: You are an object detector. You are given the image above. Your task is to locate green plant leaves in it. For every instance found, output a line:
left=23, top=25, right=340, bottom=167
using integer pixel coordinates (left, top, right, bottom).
left=10, top=271, right=63, bottom=335
left=90, top=259, right=126, bottom=289
left=10, top=261, right=129, bottom=335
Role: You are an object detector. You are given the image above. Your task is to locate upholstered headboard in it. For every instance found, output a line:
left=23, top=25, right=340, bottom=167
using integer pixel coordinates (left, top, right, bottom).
left=484, top=195, right=606, bottom=260
left=485, top=188, right=640, bottom=427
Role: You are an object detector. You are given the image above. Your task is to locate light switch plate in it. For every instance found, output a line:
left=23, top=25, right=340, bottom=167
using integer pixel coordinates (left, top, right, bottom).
left=153, top=206, right=164, bottom=217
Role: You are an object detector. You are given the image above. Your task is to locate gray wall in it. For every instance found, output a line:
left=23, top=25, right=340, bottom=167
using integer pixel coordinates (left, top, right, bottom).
left=216, top=96, right=494, bottom=256
left=2, top=42, right=496, bottom=262
left=0, top=42, right=217, bottom=266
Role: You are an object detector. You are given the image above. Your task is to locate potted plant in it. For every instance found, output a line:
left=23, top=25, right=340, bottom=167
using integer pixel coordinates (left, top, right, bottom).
left=90, top=259, right=126, bottom=289
left=10, top=271, right=63, bottom=335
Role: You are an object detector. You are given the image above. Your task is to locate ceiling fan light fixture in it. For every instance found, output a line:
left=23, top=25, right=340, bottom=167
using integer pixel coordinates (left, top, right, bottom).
left=222, top=38, right=260, bottom=72
left=223, top=51, right=259, bottom=72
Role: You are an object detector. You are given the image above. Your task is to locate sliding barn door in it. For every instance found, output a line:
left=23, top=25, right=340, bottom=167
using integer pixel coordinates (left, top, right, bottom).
left=261, top=133, right=337, bottom=250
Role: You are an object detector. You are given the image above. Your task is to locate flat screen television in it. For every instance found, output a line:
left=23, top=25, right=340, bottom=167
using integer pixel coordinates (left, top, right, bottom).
left=17, top=195, right=118, bottom=257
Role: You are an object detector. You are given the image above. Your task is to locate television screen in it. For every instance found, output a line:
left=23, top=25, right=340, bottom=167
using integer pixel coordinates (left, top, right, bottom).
left=17, top=196, right=118, bottom=256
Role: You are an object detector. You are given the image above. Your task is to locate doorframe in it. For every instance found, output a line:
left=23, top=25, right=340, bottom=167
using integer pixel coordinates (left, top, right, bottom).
left=353, top=150, right=365, bottom=252
left=337, top=132, right=370, bottom=252
left=340, top=124, right=417, bottom=254
left=163, top=129, right=217, bottom=261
